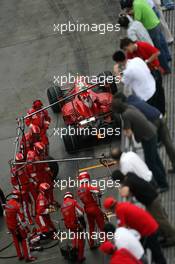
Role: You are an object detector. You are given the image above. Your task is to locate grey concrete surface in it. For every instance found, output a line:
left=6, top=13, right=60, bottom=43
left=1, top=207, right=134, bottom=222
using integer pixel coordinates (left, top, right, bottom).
left=0, top=0, right=174, bottom=263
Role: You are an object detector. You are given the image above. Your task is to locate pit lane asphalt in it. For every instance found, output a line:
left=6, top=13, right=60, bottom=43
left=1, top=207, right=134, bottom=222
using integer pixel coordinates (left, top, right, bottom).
left=0, top=0, right=174, bottom=263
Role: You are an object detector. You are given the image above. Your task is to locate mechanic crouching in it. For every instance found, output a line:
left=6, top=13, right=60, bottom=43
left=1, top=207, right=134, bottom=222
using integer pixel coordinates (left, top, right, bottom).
left=35, top=183, right=56, bottom=238
left=61, top=192, right=86, bottom=263
left=4, top=190, right=37, bottom=262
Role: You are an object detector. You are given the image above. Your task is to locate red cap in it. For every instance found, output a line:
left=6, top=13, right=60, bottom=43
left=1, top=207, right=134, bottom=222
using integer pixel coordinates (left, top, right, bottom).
left=103, top=197, right=117, bottom=210
left=33, top=100, right=43, bottom=109
left=99, top=241, right=115, bottom=255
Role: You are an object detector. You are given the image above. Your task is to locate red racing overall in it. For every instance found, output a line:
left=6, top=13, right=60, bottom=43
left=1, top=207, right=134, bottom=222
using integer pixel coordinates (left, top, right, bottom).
left=77, top=183, right=105, bottom=247
left=61, top=197, right=85, bottom=262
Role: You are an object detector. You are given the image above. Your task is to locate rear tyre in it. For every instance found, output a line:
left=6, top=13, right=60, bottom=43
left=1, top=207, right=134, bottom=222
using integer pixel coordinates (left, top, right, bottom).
left=47, top=86, right=63, bottom=113
left=63, top=134, right=79, bottom=153
left=47, top=156, right=59, bottom=180
left=0, top=189, right=5, bottom=216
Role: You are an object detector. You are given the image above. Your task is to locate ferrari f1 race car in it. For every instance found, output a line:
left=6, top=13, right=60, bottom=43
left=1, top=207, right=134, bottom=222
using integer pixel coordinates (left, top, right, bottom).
left=47, top=71, right=121, bottom=153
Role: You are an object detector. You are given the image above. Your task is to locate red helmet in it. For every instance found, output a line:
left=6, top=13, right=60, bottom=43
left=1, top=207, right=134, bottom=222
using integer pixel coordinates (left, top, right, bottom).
left=103, top=197, right=117, bottom=210
left=33, top=100, right=43, bottom=110
left=34, top=142, right=45, bottom=155
left=29, top=124, right=40, bottom=135
left=15, top=153, right=24, bottom=161
left=27, top=150, right=36, bottom=161
left=64, top=192, right=73, bottom=199
left=39, top=183, right=50, bottom=192
left=99, top=241, right=115, bottom=255
left=78, top=171, right=90, bottom=183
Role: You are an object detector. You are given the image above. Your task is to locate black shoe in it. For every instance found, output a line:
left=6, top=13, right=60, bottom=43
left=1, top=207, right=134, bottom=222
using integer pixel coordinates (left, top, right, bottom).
left=30, top=246, right=43, bottom=252
left=78, top=257, right=86, bottom=263
left=168, top=168, right=175, bottom=174
left=161, top=238, right=175, bottom=248
left=25, top=257, right=37, bottom=262
left=163, top=70, right=171, bottom=75
left=168, top=41, right=174, bottom=46
left=158, top=186, right=169, bottom=193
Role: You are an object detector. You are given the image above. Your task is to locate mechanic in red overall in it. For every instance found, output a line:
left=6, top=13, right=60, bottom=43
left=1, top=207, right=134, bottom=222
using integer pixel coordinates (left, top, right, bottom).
left=77, top=171, right=105, bottom=248
left=33, top=142, right=54, bottom=202
left=33, top=100, right=51, bottom=155
left=35, top=183, right=56, bottom=235
left=25, top=100, right=51, bottom=155
left=20, top=124, right=41, bottom=157
left=4, top=190, right=36, bottom=262
left=11, top=153, right=33, bottom=225
left=99, top=241, right=142, bottom=264
left=103, top=197, right=167, bottom=264
left=61, top=192, right=86, bottom=263
left=26, top=150, right=39, bottom=214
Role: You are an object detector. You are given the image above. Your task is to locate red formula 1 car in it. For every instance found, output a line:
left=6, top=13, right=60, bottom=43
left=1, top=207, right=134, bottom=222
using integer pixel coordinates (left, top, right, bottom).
left=47, top=71, right=120, bottom=153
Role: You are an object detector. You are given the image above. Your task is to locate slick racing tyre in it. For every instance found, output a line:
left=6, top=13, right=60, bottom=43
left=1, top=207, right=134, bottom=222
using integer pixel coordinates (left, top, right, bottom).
left=47, top=156, right=59, bottom=180
left=0, top=188, right=5, bottom=216
left=63, top=134, right=79, bottom=153
left=47, top=86, right=63, bottom=113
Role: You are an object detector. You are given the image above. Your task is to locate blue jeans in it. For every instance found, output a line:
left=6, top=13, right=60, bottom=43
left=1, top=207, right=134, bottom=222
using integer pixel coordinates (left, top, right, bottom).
left=148, top=24, right=171, bottom=72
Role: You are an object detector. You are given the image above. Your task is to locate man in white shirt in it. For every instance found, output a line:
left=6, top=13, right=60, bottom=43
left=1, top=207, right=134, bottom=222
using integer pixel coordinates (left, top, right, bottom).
left=113, top=51, right=156, bottom=102
left=118, top=15, right=154, bottom=45
left=104, top=223, right=147, bottom=263
left=110, top=148, right=153, bottom=183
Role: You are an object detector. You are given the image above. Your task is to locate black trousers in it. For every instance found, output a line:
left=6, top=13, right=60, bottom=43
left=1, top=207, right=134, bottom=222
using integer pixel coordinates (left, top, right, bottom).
left=143, top=232, right=167, bottom=264
left=142, top=136, right=168, bottom=188
left=147, top=69, right=166, bottom=115
left=154, top=118, right=175, bottom=169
